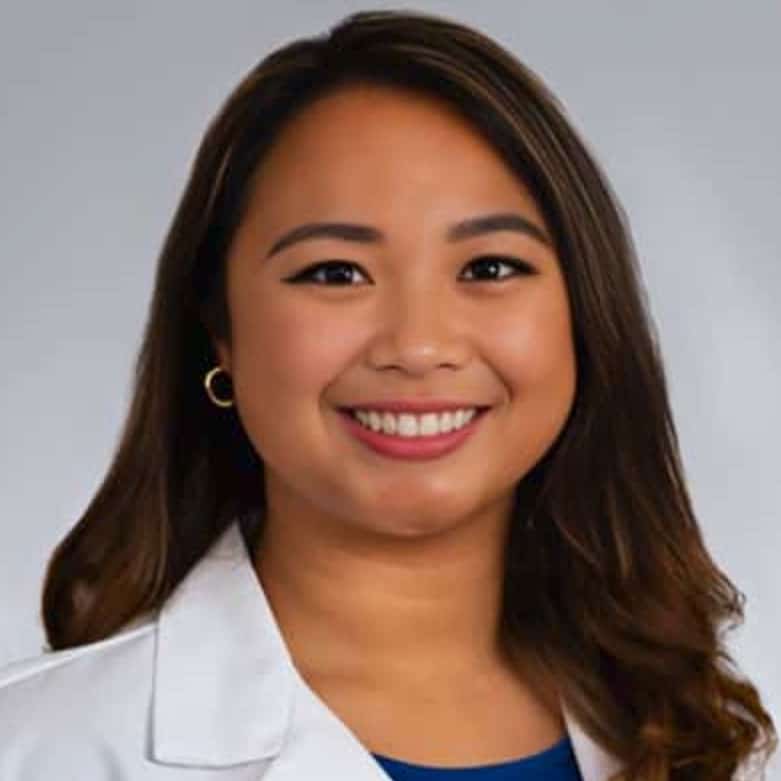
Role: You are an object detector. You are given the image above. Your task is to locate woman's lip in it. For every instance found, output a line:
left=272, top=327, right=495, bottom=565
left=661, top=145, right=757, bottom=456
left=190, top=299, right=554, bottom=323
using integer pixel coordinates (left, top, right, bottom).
left=336, top=407, right=490, bottom=461
left=337, top=401, right=490, bottom=415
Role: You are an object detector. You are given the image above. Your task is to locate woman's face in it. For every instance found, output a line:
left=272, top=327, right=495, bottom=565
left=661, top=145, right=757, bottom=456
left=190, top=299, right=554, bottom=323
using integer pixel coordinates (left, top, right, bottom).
left=216, top=84, right=576, bottom=542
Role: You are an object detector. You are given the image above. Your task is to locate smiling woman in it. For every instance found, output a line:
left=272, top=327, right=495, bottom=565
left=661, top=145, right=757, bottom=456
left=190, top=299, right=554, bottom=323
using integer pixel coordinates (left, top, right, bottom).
left=0, top=8, right=776, bottom=781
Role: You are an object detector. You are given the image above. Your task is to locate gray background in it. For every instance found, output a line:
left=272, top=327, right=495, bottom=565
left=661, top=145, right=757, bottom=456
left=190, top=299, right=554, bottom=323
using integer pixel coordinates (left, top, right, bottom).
left=1, top=1, right=778, bottom=774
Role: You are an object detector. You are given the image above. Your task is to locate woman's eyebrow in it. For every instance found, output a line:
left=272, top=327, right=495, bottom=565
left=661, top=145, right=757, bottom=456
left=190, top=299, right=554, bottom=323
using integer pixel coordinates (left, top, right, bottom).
left=265, top=212, right=552, bottom=259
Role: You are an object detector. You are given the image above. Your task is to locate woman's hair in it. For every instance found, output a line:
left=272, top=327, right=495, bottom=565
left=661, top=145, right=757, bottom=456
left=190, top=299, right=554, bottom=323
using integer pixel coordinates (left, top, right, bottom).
left=41, top=8, right=775, bottom=779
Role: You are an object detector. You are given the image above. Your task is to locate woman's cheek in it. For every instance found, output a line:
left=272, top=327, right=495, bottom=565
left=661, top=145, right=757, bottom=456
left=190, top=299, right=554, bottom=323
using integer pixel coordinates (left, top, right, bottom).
left=235, top=303, right=358, bottom=407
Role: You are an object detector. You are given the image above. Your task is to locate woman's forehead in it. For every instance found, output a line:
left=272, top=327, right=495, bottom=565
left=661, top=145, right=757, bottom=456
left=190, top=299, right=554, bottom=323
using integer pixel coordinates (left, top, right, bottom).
left=244, top=86, right=545, bottom=233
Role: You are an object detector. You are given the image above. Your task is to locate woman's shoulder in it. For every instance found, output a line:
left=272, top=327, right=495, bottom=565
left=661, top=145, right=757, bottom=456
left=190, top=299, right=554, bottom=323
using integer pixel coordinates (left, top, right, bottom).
left=0, top=612, right=157, bottom=693
left=0, top=613, right=158, bottom=775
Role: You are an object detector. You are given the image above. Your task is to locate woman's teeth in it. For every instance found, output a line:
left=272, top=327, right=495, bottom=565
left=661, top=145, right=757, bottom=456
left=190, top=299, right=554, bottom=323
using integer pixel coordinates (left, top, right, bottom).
left=350, top=408, right=478, bottom=437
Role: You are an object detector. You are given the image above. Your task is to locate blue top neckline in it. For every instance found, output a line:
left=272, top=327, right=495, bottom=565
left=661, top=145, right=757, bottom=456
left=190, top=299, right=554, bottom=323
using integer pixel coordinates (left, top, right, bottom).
left=372, top=732, right=574, bottom=772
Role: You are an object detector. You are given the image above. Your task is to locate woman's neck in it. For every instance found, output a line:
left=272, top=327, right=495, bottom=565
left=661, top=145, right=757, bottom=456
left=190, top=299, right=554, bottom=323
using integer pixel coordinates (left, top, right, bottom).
left=253, top=504, right=512, bottom=689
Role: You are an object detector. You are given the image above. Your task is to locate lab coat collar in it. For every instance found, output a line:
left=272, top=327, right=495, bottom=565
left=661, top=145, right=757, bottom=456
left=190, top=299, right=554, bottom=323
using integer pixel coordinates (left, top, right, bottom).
left=152, top=521, right=624, bottom=780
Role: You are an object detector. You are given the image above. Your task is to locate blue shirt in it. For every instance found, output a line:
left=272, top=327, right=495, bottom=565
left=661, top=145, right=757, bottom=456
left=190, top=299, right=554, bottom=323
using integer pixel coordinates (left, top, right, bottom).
left=372, top=734, right=582, bottom=780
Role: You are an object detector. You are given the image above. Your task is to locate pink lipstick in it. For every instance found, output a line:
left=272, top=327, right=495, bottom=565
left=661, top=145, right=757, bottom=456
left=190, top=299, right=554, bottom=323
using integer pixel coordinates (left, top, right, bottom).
left=336, top=407, right=490, bottom=461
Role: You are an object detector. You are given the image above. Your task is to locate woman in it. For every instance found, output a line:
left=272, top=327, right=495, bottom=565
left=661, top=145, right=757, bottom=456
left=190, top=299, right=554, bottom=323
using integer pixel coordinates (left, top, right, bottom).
left=0, top=8, right=775, bottom=780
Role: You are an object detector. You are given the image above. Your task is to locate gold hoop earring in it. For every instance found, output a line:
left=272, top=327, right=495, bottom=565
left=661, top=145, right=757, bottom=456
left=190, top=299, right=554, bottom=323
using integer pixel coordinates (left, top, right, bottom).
left=204, top=365, right=235, bottom=408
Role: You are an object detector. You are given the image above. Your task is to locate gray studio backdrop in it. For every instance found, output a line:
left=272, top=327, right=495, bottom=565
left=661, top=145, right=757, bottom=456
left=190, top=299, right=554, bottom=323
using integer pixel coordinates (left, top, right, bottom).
left=1, top=0, right=778, bottom=771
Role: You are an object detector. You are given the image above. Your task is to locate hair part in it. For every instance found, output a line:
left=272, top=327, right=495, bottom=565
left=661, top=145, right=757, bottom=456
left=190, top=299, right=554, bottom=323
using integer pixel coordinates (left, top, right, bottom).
left=41, top=9, right=776, bottom=779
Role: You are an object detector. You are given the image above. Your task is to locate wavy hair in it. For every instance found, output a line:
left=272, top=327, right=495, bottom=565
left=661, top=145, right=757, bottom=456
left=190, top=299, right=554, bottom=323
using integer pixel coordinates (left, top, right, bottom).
left=41, top=9, right=776, bottom=779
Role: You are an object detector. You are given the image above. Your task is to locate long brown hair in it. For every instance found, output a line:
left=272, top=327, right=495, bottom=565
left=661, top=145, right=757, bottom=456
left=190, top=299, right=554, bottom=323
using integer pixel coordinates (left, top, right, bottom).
left=41, top=9, right=776, bottom=779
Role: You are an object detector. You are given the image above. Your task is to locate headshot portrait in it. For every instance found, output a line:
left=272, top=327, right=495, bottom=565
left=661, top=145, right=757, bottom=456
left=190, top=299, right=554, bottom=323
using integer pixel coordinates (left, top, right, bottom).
left=0, top=4, right=778, bottom=780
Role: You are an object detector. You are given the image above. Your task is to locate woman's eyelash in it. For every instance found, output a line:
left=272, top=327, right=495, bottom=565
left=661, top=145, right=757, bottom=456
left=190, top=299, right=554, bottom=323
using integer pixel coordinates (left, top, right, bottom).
left=283, top=256, right=537, bottom=285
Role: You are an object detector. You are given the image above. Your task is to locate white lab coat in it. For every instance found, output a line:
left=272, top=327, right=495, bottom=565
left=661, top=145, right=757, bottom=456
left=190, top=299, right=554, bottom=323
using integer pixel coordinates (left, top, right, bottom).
left=0, top=521, right=625, bottom=780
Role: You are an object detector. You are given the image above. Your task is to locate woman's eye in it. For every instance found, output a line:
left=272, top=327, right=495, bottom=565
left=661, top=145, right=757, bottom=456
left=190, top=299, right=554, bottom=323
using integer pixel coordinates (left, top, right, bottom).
left=460, top=255, right=536, bottom=281
left=283, top=256, right=536, bottom=286
left=285, top=260, right=368, bottom=286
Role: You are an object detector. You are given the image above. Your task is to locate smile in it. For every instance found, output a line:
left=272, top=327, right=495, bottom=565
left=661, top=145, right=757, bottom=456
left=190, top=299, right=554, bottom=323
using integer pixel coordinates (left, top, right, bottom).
left=336, top=406, right=491, bottom=461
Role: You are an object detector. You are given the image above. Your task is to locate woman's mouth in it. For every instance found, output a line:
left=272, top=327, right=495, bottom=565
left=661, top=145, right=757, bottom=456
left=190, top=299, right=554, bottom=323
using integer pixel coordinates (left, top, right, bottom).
left=335, top=406, right=491, bottom=461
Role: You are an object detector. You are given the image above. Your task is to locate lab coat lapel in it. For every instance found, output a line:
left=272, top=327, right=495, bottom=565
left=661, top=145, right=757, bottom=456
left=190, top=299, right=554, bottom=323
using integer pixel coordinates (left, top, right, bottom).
left=562, top=699, right=625, bottom=781
left=152, top=521, right=295, bottom=765
left=151, top=521, right=624, bottom=780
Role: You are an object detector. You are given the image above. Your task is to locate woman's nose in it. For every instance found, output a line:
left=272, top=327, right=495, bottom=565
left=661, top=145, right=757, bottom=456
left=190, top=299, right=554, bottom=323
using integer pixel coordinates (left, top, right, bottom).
left=364, top=285, right=470, bottom=376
